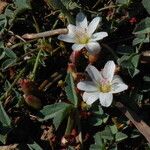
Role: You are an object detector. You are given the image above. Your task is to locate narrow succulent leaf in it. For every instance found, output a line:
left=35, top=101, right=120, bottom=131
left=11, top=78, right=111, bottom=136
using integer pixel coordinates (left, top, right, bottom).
left=65, top=73, right=78, bottom=107
left=0, top=102, right=11, bottom=127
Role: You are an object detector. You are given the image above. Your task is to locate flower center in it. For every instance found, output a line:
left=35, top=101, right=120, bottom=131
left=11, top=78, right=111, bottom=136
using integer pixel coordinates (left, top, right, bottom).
left=99, top=83, right=111, bottom=93
left=75, top=28, right=90, bottom=44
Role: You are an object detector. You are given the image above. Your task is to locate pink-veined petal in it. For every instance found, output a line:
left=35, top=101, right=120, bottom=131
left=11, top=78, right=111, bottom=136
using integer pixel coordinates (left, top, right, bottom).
left=102, top=61, right=116, bottom=82
left=86, top=64, right=103, bottom=84
left=87, top=17, right=101, bottom=36
left=91, top=32, right=108, bottom=41
left=83, top=92, right=99, bottom=105
left=99, top=93, right=113, bottom=107
left=72, top=44, right=85, bottom=51
left=76, top=12, right=88, bottom=29
left=77, top=81, right=98, bottom=92
left=85, top=42, right=101, bottom=54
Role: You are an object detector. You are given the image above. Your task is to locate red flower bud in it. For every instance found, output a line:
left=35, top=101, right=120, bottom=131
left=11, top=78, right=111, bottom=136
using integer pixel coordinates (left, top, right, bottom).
left=129, top=17, right=137, bottom=25
left=69, top=51, right=81, bottom=64
left=23, top=94, right=42, bottom=109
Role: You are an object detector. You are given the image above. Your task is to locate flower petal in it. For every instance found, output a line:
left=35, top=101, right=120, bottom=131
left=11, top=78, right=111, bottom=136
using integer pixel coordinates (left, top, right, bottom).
left=86, top=64, right=103, bottom=84
left=99, top=93, right=113, bottom=107
left=111, top=75, right=128, bottom=93
left=91, top=32, right=108, bottom=41
left=58, top=34, right=75, bottom=43
left=76, top=12, right=88, bottom=29
left=87, top=17, right=101, bottom=36
left=83, top=92, right=99, bottom=105
left=102, top=61, right=116, bottom=82
left=72, top=44, right=85, bottom=51
left=77, top=81, right=98, bottom=92
left=67, top=24, right=76, bottom=35
left=85, top=42, right=101, bottom=54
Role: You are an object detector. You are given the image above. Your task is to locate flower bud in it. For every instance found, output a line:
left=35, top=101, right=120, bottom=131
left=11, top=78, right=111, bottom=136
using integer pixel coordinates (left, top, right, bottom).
left=67, top=63, right=77, bottom=79
left=88, top=53, right=101, bottom=64
left=69, top=51, right=81, bottom=64
left=19, top=79, right=39, bottom=95
left=23, top=94, right=42, bottom=109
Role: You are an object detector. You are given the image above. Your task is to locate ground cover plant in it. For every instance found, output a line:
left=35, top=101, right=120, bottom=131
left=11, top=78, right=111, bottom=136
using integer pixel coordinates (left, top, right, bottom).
left=0, top=0, right=150, bottom=149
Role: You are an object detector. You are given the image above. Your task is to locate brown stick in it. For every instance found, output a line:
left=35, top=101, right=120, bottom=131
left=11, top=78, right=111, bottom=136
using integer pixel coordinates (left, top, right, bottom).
left=0, top=144, right=18, bottom=150
left=115, top=102, right=150, bottom=143
left=22, top=28, right=68, bottom=39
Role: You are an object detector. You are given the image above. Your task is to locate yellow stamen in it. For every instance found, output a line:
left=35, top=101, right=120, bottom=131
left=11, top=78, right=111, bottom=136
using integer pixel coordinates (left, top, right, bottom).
left=75, top=28, right=90, bottom=44
left=100, top=84, right=111, bottom=93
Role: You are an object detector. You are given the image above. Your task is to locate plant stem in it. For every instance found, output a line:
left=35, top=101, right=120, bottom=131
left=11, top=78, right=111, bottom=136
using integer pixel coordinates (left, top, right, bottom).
left=30, top=50, right=42, bottom=81
left=98, top=4, right=121, bottom=12
left=65, top=114, right=74, bottom=135
left=75, top=110, right=83, bottom=150
left=22, top=28, right=68, bottom=39
left=0, top=68, right=25, bottom=102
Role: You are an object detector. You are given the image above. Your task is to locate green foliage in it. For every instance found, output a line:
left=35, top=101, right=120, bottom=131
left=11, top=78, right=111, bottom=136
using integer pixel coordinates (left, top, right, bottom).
left=45, top=0, right=74, bottom=23
left=65, top=73, right=78, bottom=107
left=115, top=132, right=128, bottom=142
left=90, top=132, right=105, bottom=150
left=0, top=102, right=11, bottom=127
left=90, top=125, right=128, bottom=149
left=89, top=104, right=109, bottom=126
left=1, top=48, right=17, bottom=70
left=116, top=0, right=129, bottom=5
left=38, top=102, right=73, bottom=129
left=142, top=0, right=150, bottom=14
left=27, top=141, right=43, bottom=150
left=0, top=102, right=11, bottom=144
left=14, top=0, right=32, bottom=15
left=118, top=53, right=140, bottom=77
left=133, top=17, right=150, bottom=34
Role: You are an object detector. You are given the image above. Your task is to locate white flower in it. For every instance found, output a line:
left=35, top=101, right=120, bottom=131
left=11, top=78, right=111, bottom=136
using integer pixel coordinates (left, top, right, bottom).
left=77, top=61, right=128, bottom=107
left=58, top=12, right=108, bottom=55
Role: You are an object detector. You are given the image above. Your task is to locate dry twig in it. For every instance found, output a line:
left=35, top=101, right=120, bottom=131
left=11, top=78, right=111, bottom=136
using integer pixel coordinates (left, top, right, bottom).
left=115, top=102, right=150, bottom=143
left=22, top=28, right=68, bottom=39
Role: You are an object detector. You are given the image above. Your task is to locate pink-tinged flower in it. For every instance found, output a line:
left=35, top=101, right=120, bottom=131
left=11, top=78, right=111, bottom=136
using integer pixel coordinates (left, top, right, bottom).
left=58, top=12, right=108, bottom=55
left=77, top=61, right=128, bottom=107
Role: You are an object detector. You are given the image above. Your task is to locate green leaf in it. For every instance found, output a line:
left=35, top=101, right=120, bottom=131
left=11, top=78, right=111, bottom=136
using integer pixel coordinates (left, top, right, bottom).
left=116, top=0, right=129, bottom=4
left=132, top=34, right=150, bottom=45
left=65, top=73, right=78, bottom=107
left=0, top=102, right=11, bottom=127
left=2, top=59, right=16, bottom=70
left=90, top=132, right=105, bottom=150
left=131, top=54, right=140, bottom=68
left=118, top=53, right=140, bottom=77
left=4, top=48, right=17, bottom=59
left=0, top=14, right=7, bottom=31
left=45, top=0, right=74, bottom=23
left=27, top=141, right=43, bottom=150
left=38, top=102, right=73, bottom=129
left=133, top=17, right=150, bottom=34
left=100, top=126, right=114, bottom=140
left=110, top=125, right=118, bottom=135
left=143, top=76, right=150, bottom=82
left=61, top=0, right=80, bottom=10
left=142, top=0, right=150, bottom=14
left=14, top=0, right=31, bottom=15
left=128, top=68, right=139, bottom=77
left=115, top=132, right=128, bottom=142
